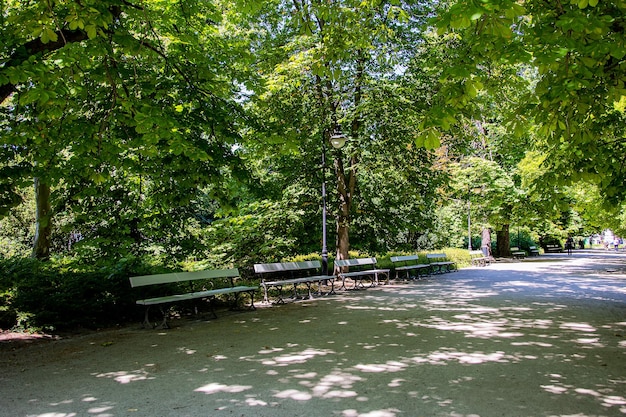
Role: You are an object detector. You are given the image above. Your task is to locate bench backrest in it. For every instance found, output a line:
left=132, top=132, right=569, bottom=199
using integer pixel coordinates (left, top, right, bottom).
left=510, top=247, right=521, bottom=251
left=253, top=260, right=321, bottom=274
left=390, top=255, right=420, bottom=263
left=129, top=268, right=240, bottom=288
left=426, top=253, right=448, bottom=260
left=469, top=250, right=484, bottom=257
left=334, top=257, right=376, bottom=268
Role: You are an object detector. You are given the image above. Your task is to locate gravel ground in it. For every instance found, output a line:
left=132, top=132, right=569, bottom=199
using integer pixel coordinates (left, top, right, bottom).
left=1, top=250, right=625, bottom=417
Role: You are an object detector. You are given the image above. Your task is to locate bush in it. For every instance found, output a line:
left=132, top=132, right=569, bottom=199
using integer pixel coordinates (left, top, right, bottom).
left=0, top=256, right=168, bottom=332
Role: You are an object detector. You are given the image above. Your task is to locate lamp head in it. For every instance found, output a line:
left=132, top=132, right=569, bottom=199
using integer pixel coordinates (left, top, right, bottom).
left=330, top=133, right=346, bottom=149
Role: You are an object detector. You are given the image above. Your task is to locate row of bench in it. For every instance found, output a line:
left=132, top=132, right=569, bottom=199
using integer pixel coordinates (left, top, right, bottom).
left=129, top=253, right=457, bottom=329
left=469, top=246, right=542, bottom=265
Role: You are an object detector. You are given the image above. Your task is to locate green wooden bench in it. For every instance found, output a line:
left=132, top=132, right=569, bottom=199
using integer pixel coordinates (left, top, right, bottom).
left=469, top=250, right=491, bottom=266
left=510, top=247, right=526, bottom=259
left=253, top=261, right=336, bottom=304
left=529, top=246, right=540, bottom=256
left=129, top=268, right=257, bottom=329
left=334, top=257, right=390, bottom=289
left=390, top=255, right=430, bottom=280
left=426, top=253, right=457, bottom=273
left=545, top=244, right=562, bottom=253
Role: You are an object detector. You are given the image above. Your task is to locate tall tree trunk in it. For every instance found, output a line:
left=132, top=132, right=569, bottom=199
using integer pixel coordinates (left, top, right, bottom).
left=32, top=177, right=52, bottom=260
left=333, top=51, right=364, bottom=268
left=335, top=154, right=351, bottom=268
left=496, top=224, right=510, bottom=258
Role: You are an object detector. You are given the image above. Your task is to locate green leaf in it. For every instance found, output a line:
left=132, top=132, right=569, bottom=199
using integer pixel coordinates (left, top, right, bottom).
left=86, top=24, right=98, bottom=39
left=41, top=28, right=58, bottom=44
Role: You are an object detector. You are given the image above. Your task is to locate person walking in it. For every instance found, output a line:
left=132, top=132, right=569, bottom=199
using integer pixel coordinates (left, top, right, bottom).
left=566, top=236, right=574, bottom=256
left=481, top=228, right=492, bottom=258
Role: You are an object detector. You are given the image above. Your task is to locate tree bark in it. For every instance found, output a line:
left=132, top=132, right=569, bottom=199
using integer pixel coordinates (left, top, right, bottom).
left=496, top=224, right=510, bottom=258
left=333, top=52, right=364, bottom=269
left=31, top=178, right=52, bottom=260
left=335, top=154, right=351, bottom=268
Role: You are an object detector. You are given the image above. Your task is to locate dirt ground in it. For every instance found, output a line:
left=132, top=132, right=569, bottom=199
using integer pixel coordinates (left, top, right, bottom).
left=1, top=250, right=625, bottom=417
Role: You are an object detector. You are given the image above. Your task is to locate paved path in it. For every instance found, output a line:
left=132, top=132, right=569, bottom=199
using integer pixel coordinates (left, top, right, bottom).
left=1, top=250, right=625, bottom=416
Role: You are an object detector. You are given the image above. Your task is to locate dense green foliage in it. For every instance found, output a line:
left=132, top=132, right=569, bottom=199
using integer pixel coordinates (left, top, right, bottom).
left=1, top=0, right=625, bottom=331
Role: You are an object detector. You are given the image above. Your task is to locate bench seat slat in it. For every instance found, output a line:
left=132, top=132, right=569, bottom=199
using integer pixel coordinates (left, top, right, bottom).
left=390, top=255, right=430, bottom=280
left=136, top=285, right=258, bottom=306
left=254, top=261, right=335, bottom=304
left=426, top=253, right=457, bottom=273
left=261, top=275, right=335, bottom=287
left=130, top=268, right=240, bottom=287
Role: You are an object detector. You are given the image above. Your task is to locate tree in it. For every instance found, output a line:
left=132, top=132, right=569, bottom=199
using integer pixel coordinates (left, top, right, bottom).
left=434, top=0, right=626, bottom=200
left=1, top=0, right=255, bottom=260
left=245, top=0, right=438, bottom=266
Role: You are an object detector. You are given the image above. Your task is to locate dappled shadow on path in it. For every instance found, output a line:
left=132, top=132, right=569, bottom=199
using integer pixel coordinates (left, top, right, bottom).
left=2, top=253, right=626, bottom=416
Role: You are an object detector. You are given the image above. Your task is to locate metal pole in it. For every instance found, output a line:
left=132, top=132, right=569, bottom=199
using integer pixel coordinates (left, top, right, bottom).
left=321, top=134, right=328, bottom=276
left=467, top=185, right=472, bottom=251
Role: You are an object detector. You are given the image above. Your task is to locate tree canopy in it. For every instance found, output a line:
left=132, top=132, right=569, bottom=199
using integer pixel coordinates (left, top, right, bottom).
left=1, top=0, right=624, bottom=264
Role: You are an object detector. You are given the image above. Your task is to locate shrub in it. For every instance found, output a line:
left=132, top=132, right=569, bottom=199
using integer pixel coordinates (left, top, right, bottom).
left=0, top=256, right=168, bottom=331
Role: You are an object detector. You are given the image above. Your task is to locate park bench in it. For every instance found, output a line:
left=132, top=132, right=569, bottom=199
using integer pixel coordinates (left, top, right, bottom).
left=129, top=268, right=258, bottom=329
left=426, top=253, right=457, bottom=273
left=545, top=244, right=562, bottom=253
left=253, top=260, right=336, bottom=304
left=510, top=247, right=526, bottom=259
left=469, top=250, right=491, bottom=267
left=529, top=246, right=540, bottom=256
left=390, top=255, right=430, bottom=280
left=334, top=257, right=390, bottom=290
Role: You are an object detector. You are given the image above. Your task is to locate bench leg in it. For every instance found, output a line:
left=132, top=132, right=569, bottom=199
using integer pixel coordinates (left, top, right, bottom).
left=229, top=291, right=256, bottom=311
left=262, top=285, right=270, bottom=304
left=141, top=305, right=170, bottom=330
left=156, top=305, right=170, bottom=329
left=247, top=290, right=256, bottom=310
left=340, top=276, right=347, bottom=290
left=326, top=279, right=336, bottom=295
left=273, top=285, right=286, bottom=304
left=142, top=306, right=152, bottom=329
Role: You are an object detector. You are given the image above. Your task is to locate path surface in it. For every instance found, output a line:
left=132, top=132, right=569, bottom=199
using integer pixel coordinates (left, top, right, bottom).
left=1, top=250, right=625, bottom=417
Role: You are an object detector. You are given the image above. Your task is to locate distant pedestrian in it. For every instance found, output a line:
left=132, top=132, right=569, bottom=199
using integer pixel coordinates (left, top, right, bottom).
left=566, top=236, right=574, bottom=256
left=481, top=228, right=492, bottom=258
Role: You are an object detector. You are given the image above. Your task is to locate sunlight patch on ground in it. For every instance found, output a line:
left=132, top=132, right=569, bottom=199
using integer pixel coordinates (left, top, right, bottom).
left=408, top=349, right=509, bottom=365
left=194, top=383, right=252, bottom=394
left=341, top=408, right=400, bottom=417
left=31, top=414, right=78, bottom=417
left=541, top=379, right=626, bottom=411
left=261, top=348, right=335, bottom=366
left=244, top=396, right=268, bottom=406
left=353, top=361, right=407, bottom=373
left=274, top=370, right=365, bottom=400
left=273, top=388, right=313, bottom=401
left=559, top=322, right=597, bottom=332
left=93, top=369, right=154, bottom=384
left=416, top=316, right=525, bottom=339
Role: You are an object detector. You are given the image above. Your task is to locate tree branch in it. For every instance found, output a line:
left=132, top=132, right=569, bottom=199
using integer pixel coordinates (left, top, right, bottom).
left=1, top=5, right=126, bottom=104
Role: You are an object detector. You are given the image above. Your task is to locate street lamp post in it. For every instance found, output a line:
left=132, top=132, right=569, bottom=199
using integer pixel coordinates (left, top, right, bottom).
left=467, top=184, right=472, bottom=251
left=321, top=132, right=347, bottom=276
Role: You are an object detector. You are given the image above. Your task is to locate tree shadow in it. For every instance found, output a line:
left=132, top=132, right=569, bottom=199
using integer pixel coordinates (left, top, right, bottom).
left=2, top=254, right=626, bottom=416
